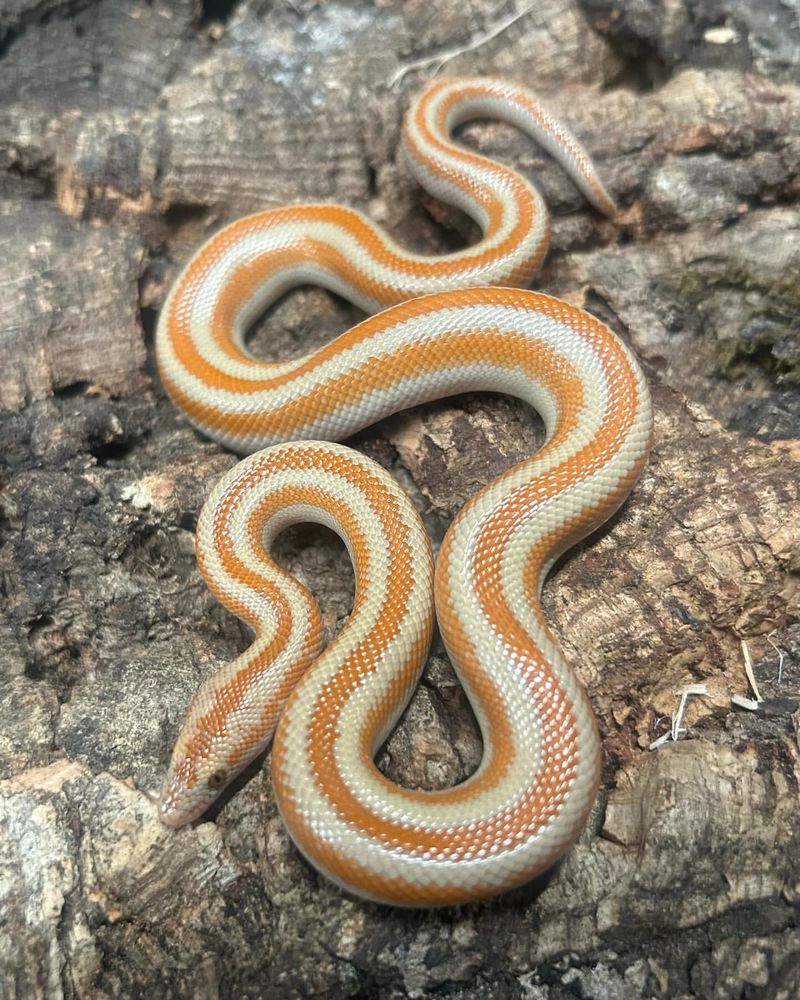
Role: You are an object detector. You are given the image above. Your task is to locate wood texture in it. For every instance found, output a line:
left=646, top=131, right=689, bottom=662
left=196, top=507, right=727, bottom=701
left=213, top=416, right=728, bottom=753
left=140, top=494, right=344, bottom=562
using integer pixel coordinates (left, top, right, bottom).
left=0, top=0, right=798, bottom=996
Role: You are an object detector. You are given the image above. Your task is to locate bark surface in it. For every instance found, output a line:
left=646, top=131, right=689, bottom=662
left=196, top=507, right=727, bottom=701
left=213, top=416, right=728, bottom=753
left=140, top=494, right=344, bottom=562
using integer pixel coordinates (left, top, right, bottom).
left=1, top=1, right=798, bottom=997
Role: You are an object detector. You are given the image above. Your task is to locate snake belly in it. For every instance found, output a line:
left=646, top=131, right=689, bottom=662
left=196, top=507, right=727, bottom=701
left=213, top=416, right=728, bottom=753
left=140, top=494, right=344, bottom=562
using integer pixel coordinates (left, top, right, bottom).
left=155, top=78, right=652, bottom=907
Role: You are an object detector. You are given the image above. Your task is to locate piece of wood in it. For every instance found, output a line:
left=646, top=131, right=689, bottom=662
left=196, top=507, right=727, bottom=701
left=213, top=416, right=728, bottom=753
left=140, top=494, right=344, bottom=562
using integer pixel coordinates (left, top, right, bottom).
left=1, top=1, right=798, bottom=997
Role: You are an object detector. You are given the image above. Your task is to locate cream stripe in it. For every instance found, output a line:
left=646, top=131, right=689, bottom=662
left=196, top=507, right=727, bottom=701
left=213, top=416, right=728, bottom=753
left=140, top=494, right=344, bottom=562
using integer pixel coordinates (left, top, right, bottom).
left=163, top=304, right=603, bottom=420
left=156, top=78, right=650, bottom=907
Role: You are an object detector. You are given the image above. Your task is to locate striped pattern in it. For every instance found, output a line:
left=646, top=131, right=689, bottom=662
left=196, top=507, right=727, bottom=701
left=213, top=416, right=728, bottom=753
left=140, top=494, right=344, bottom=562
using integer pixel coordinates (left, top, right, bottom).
left=155, top=77, right=616, bottom=453
left=156, top=78, right=652, bottom=906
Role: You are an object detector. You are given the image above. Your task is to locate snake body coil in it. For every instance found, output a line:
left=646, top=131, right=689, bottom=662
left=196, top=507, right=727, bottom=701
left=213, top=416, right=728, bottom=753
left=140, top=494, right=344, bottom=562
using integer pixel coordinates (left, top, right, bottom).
left=156, top=78, right=652, bottom=907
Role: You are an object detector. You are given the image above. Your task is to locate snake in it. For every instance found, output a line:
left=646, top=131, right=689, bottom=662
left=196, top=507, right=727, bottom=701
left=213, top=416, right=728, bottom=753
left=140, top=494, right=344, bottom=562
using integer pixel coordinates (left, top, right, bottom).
left=155, top=77, right=652, bottom=907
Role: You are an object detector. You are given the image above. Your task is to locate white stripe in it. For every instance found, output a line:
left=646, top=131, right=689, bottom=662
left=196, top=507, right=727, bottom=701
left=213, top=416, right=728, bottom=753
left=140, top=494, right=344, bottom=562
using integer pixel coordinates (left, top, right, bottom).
left=158, top=74, right=648, bottom=905
left=161, top=304, right=604, bottom=421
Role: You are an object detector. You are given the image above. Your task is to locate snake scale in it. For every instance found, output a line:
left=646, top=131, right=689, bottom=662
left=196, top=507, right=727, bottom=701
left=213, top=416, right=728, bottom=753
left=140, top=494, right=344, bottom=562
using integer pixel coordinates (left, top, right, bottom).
left=155, top=77, right=652, bottom=907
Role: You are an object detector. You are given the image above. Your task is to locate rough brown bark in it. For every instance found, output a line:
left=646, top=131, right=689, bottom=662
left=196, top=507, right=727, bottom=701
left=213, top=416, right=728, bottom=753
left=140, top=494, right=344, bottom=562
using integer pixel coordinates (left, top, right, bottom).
left=1, top=1, right=798, bottom=998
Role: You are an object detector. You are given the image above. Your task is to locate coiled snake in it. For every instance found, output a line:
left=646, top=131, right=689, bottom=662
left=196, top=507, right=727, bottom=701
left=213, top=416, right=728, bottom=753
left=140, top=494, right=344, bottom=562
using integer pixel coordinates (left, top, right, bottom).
left=155, top=78, right=652, bottom=906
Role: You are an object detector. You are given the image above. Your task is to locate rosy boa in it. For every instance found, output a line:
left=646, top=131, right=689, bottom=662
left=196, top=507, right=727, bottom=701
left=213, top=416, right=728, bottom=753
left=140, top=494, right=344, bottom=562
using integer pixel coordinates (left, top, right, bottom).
left=155, top=77, right=652, bottom=907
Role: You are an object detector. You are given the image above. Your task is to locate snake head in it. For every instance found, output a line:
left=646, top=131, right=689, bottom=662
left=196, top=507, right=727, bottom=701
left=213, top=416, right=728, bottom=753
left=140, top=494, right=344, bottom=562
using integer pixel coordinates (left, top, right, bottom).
left=158, top=681, right=270, bottom=827
left=157, top=722, right=237, bottom=828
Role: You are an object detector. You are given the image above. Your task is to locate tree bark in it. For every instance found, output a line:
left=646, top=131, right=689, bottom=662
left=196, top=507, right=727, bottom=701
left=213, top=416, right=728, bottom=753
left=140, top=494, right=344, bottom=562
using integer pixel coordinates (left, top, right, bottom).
left=1, top=1, right=798, bottom=997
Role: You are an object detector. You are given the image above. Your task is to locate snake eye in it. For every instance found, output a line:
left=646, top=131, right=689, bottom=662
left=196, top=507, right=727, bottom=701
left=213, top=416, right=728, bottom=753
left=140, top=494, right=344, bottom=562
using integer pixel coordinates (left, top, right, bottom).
left=207, top=770, right=227, bottom=790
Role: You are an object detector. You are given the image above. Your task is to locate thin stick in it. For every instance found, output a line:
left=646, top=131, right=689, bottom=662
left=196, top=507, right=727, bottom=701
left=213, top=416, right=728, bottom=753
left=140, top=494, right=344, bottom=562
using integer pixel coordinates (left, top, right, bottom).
left=766, top=631, right=786, bottom=684
left=389, top=2, right=537, bottom=89
left=649, top=684, right=708, bottom=750
left=741, top=639, right=762, bottom=701
left=731, top=638, right=762, bottom=711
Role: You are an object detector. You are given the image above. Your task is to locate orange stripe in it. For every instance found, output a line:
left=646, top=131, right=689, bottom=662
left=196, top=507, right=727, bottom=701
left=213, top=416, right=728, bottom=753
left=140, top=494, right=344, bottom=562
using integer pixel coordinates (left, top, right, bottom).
left=183, top=445, right=405, bottom=776
left=161, top=287, right=602, bottom=443
left=212, top=443, right=430, bottom=762
left=161, top=78, right=641, bottom=903
left=165, top=327, right=557, bottom=436
left=180, top=482, right=320, bottom=778
left=271, top=339, right=587, bottom=871
left=272, top=313, right=643, bottom=894
left=406, top=81, right=539, bottom=242
left=159, top=83, right=548, bottom=394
